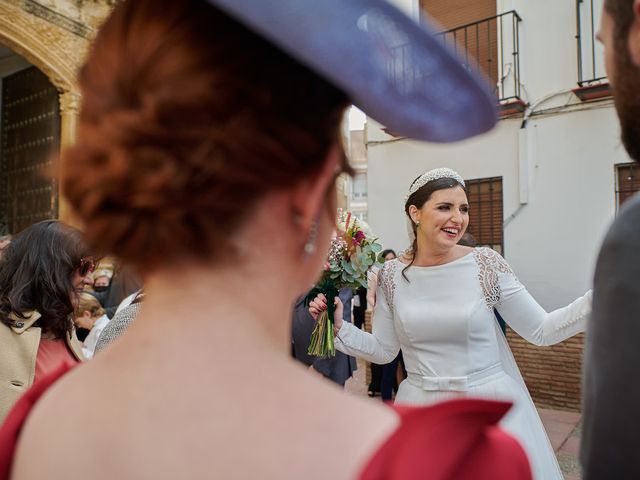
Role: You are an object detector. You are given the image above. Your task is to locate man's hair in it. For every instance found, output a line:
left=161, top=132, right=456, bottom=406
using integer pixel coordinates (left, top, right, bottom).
left=605, top=0, right=640, bottom=161
left=605, top=0, right=636, bottom=53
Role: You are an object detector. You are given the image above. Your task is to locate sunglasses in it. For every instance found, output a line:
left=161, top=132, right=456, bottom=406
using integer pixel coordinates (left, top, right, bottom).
left=77, top=256, right=96, bottom=277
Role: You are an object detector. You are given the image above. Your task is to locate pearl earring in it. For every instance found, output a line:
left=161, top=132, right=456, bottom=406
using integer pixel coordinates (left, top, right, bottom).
left=303, top=220, right=319, bottom=257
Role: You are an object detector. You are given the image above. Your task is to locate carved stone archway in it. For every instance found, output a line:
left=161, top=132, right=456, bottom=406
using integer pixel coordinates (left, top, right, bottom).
left=0, top=1, right=104, bottom=222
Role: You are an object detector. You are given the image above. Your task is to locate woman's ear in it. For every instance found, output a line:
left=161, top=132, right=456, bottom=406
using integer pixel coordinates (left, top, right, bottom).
left=290, top=144, right=342, bottom=232
left=408, top=205, right=420, bottom=224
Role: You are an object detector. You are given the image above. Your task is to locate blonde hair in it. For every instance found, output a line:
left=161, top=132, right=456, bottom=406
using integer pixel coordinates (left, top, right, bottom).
left=76, top=292, right=105, bottom=318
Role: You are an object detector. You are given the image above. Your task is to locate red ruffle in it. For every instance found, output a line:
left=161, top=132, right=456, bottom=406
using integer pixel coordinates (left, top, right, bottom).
left=361, top=399, right=532, bottom=479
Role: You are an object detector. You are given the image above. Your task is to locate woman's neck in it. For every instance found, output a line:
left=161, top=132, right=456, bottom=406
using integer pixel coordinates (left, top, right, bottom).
left=137, top=260, right=298, bottom=354
left=411, top=241, right=469, bottom=267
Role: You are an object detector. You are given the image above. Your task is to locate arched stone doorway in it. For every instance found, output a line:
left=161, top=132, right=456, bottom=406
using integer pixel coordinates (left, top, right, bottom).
left=0, top=1, right=112, bottom=231
left=0, top=60, right=61, bottom=234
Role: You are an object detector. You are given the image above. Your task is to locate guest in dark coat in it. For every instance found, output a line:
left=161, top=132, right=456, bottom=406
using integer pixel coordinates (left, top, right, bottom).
left=352, top=287, right=367, bottom=330
left=581, top=2, right=640, bottom=478
left=291, top=288, right=356, bottom=387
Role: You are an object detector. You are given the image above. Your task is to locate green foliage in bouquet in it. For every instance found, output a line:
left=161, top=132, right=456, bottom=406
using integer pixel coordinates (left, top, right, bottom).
left=306, top=212, right=383, bottom=358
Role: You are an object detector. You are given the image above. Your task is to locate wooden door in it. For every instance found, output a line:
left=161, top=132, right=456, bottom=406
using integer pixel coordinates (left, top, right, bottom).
left=0, top=66, right=60, bottom=234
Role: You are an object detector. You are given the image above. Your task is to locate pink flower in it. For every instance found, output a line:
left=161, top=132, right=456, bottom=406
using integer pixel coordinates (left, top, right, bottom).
left=324, top=262, right=330, bottom=271
left=353, top=230, right=366, bottom=245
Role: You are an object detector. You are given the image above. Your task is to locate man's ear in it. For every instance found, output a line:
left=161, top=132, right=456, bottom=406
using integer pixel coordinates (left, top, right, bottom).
left=629, top=0, right=640, bottom=67
left=290, top=144, right=341, bottom=232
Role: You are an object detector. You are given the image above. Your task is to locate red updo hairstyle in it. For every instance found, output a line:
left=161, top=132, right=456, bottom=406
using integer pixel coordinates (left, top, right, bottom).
left=63, top=0, right=351, bottom=271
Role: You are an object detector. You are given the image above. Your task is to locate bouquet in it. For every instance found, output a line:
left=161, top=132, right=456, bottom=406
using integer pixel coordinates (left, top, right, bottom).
left=306, top=210, right=383, bottom=358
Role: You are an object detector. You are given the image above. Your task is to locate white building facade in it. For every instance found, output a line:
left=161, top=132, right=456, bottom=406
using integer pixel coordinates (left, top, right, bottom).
left=367, top=0, right=629, bottom=310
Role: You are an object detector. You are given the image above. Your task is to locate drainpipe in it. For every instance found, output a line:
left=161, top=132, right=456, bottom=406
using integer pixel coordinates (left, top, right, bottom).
left=505, top=89, right=576, bottom=228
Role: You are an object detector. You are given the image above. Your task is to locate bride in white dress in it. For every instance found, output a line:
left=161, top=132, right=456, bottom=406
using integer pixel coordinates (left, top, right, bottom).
left=310, top=168, right=591, bottom=480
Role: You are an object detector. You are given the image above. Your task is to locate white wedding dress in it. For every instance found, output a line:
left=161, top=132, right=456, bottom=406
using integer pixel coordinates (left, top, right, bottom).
left=335, top=247, right=591, bottom=480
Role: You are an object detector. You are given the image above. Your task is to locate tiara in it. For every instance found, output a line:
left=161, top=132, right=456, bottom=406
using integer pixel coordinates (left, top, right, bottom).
left=405, top=168, right=465, bottom=200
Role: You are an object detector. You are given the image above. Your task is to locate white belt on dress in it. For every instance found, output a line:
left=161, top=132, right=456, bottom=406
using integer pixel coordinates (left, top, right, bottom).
left=407, top=363, right=504, bottom=392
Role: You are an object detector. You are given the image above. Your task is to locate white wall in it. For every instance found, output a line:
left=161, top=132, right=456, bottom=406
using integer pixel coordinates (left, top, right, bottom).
left=365, top=0, right=624, bottom=309
left=387, top=0, right=420, bottom=19
left=499, top=0, right=604, bottom=106
left=348, top=107, right=366, bottom=131
left=367, top=117, right=520, bottom=252
left=368, top=105, right=629, bottom=309
left=504, top=107, right=626, bottom=307
left=370, top=105, right=632, bottom=313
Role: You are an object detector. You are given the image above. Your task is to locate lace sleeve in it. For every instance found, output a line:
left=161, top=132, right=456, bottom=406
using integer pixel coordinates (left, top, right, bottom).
left=378, top=261, right=397, bottom=312
left=334, top=260, right=400, bottom=364
left=473, top=247, right=590, bottom=346
left=474, top=247, right=521, bottom=310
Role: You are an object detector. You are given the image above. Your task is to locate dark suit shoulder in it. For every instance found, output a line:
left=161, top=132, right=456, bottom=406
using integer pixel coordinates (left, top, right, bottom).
left=582, top=194, right=640, bottom=478
left=601, top=194, right=640, bottom=248
left=595, top=195, right=640, bottom=281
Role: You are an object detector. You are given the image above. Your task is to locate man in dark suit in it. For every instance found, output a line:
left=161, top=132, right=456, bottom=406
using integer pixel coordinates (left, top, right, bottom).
left=291, top=288, right=357, bottom=387
left=581, top=1, right=640, bottom=478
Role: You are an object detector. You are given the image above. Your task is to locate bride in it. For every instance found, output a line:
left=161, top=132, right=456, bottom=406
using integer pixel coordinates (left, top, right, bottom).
left=310, top=167, right=591, bottom=480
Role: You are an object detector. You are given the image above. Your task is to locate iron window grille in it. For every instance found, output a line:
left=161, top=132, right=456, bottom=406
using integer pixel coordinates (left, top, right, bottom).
left=576, top=0, right=607, bottom=86
left=465, top=176, right=504, bottom=255
left=435, top=11, right=522, bottom=103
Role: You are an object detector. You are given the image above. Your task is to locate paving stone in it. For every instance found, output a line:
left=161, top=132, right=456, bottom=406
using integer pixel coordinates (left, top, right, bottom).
left=557, top=451, right=582, bottom=477
left=560, top=436, right=581, bottom=456
left=538, top=407, right=582, bottom=425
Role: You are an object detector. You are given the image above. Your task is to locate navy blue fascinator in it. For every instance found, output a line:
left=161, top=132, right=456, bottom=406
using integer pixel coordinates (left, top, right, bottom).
left=206, top=0, right=497, bottom=143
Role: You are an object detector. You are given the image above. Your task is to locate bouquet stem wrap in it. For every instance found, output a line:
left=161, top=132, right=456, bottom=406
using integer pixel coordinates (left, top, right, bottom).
left=307, top=282, right=338, bottom=358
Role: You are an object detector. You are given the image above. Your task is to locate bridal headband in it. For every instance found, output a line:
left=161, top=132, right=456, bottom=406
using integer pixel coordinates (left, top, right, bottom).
left=205, top=0, right=496, bottom=143
left=406, top=168, right=465, bottom=201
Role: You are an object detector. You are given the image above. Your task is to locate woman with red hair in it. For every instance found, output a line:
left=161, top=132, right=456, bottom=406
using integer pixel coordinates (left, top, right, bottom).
left=1, top=1, right=530, bottom=479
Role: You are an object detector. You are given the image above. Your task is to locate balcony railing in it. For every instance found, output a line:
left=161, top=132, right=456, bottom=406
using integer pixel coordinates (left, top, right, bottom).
left=576, top=0, right=607, bottom=86
left=435, top=11, right=522, bottom=103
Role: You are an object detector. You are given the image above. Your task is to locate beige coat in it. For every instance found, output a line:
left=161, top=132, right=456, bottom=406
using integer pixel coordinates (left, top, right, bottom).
left=0, top=311, right=84, bottom=423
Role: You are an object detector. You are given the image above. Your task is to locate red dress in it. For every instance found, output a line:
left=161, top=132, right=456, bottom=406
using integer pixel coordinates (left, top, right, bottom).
left=0, top=365, right=531, bottom=479
left=34, top=339, right=78, bottom=381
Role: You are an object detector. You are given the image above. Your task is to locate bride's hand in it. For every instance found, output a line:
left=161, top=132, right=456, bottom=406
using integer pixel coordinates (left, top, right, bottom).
left=308, top=293, right=344, bottom=331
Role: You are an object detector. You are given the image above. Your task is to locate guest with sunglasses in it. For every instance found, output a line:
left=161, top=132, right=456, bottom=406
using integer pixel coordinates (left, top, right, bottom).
left=0, top=220, right=92, bottom=422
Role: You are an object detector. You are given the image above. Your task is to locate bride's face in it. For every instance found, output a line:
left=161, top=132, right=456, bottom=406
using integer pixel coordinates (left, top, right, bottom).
left=414, top=186, right=469, bottom=250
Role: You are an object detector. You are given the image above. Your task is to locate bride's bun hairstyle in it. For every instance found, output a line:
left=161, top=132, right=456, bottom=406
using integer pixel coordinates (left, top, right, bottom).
left=63, top=0, right=350, bottom=271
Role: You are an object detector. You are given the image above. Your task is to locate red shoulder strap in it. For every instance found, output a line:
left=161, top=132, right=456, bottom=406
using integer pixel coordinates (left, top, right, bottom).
left=0, top=361, right=75, bottom=480
left=360, top=398, right=532, bottom=480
